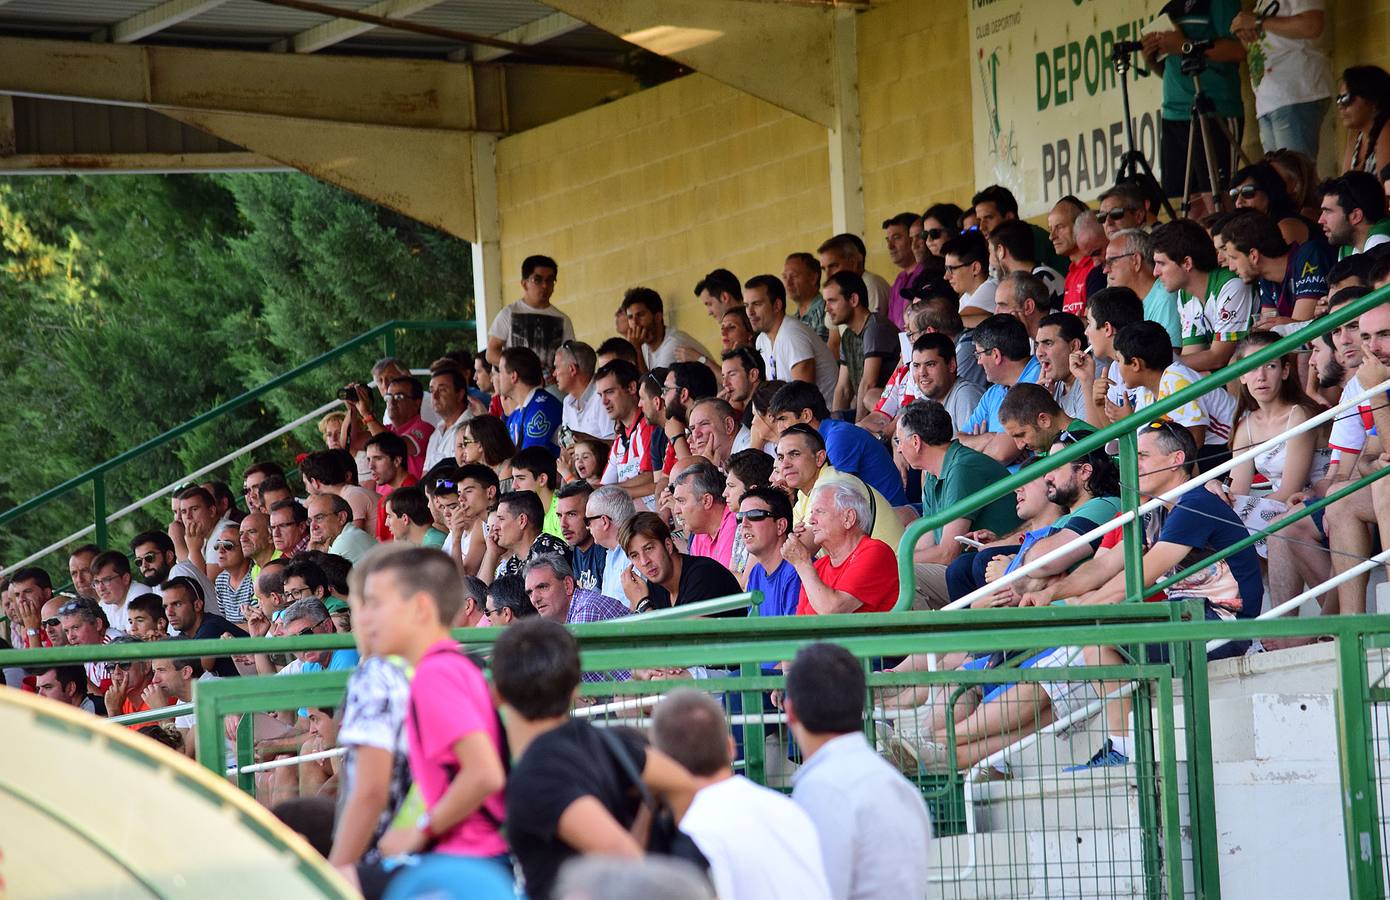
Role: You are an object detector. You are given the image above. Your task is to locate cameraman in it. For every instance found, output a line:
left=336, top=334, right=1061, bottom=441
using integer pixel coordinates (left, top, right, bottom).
left=1142, top=0, right=1246, bottom=218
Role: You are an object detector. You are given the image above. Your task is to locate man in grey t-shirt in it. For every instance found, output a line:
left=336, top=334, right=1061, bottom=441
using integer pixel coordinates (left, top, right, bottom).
left=826, top=271, right=899, bottom=420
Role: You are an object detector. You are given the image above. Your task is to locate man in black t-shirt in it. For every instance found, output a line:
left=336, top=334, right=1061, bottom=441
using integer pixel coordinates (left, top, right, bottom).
left=161, top=575, right=245, bottom=677
left=615, top=512, right=741, bottom=613
left=492, top=619, right=696, bottom=900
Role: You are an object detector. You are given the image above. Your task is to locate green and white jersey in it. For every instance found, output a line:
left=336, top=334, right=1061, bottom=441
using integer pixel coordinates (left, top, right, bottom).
left=1336, top=219, right=1390, bottom=260
left=1178, top=268, right=1255, bottom=348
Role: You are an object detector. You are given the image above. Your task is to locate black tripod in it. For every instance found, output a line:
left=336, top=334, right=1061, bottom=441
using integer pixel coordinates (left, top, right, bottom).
left=1112, top=41, right=1178, bottom=221
left=1178, top=43, right=1251, bottom=214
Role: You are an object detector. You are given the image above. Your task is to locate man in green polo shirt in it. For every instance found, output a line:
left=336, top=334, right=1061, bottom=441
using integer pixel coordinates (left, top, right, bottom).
left=896, top=400, right=1020, bottom=608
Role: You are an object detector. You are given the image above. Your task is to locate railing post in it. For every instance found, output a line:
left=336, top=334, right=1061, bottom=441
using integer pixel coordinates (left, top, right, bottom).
left=92, top=472, right=107, bottom=550
left=1336, top=630, right=1386, bottom=897
left=1179, top=605, right=1222, bottom=899
left=383, top=327, right=398, bottom=360
left=1117, top=430, right=1144, bottom=603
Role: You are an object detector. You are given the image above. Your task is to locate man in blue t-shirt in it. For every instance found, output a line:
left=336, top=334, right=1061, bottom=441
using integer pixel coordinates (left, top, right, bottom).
left=738, top=487, right=802, bottom=619
left=1063, top=423, right=1262, bottom=624
left=766, top=380, right=908, bottom=508
left=499, top=346, right=562, bottom=454
left=958, top=314, right=1043, bottom=468
left=1222, top=210, right=1331, bottom=325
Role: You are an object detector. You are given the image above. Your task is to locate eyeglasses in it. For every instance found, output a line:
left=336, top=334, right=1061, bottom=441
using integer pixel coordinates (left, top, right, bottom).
left=134, top=552, right=162, bottom=566
left=1102, top=252, right=1137, bottom=271
left=285, top=587, right=317, bottom=601
left=294, top=626, right=318, bottom=637
left=1336, top=92, right=1355, bottom=108
left=526, top=274, right=557, bottom=285
left=735, top=509, right=776, bottom=523
left=212, top=540, right=238, bottom=551
left=91, top=574, right=124, bottom=588
left=944, top=262, right=971, bottom=272
left=482, top=606, right=500, bottom=618
left=584, top=513, right=609, bottom=525
left=1228, top=184, right=1260, bottom=200
left=1101, top=207, right=1138, bottom=222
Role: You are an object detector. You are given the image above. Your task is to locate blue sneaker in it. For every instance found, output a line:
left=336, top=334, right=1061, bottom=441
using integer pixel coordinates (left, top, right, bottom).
left=1064, top=739, right=1129, bottom=772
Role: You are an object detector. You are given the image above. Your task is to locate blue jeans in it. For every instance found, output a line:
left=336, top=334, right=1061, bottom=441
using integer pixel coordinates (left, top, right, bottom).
left=1258, top=98, right=1329, bottom=160
left=945, top=546, right=1019, bottom=602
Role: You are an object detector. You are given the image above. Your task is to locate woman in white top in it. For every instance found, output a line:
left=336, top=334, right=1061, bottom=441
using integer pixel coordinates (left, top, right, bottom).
left=1227, top=333, right=1330, bottom=557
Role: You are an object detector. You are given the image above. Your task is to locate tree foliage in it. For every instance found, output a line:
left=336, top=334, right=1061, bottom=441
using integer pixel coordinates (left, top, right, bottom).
left=0, top=173, right=473, bottom=577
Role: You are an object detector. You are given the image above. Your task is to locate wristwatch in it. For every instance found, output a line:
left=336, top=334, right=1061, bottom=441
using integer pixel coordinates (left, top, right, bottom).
left=416, top=812, right=435, bottom=839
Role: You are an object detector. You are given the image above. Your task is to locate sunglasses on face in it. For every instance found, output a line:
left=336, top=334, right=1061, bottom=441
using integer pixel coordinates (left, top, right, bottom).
left=115, top=661, right=134, bottom=671
left=43, top=617, right=60, bottom=628
left=212, top=540, right=238, bottom=551
left=585, top=514, right=609, bottom=524
left=1101, top=207, right=1138, bottom=222
left=1336, top=92, right=1355, bottom=108
left=384, top=392, right=411, bottom=402
left=134, top=552, right=162, bottom=566
left=1228, top=184, right=1260, bottom=200
left=924, top=227, right=950, bottom=240
left=735, top=509, right=776, bottom=523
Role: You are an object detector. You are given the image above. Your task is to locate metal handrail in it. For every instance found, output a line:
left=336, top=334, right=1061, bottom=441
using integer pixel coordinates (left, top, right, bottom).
left=895, top=282, right=1390, bottom=609
left=0, top=399, right=344, bottom=578
left=0, top=318, right=472, bottom=548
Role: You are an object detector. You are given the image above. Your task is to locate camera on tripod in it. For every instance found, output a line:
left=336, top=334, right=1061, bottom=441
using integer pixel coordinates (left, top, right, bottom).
left=1110, top=40, right=1145, bottom=70
left=1178, top=39, right=1214, bottom=77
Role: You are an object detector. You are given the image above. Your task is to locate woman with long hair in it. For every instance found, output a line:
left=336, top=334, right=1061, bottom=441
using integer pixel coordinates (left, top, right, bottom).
left=454, top=414, right=515, bottom=483
left=1227, top=332, right=1330, bottom=557
left=1265, top=149, right=1321, bottom=222
left=1339, top=65, right=1390, bottom=175
left=1229, top=160, right=1314, bottom=244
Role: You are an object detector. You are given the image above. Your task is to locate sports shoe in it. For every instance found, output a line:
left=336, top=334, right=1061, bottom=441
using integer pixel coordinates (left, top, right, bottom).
left=1064, top=739, right=1129, bottom=772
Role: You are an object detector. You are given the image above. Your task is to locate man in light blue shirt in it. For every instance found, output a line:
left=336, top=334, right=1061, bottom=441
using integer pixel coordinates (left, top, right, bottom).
left=959, top=313, right=1042, bottom=467
left=785, top=642, right=933, bottom=900
left=585, top=484, right=637, bottom=606
left=1105, top=229, right=1183, bottom=351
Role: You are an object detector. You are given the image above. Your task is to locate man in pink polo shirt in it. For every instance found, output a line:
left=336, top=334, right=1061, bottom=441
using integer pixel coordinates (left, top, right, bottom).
left=385, top=376, right=434, bottom=480
left=672, top=461, right=738, bottom=569
left=355, top=545, right=508, bottom=894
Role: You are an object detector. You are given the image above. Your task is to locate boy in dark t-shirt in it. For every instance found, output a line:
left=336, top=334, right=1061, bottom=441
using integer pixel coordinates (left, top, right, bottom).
left=492, top=619, right=697, bottom=900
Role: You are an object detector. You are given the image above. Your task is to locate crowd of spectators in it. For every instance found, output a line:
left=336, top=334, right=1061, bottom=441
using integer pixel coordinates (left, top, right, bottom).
left=5, top=11, right=1390, bottom=895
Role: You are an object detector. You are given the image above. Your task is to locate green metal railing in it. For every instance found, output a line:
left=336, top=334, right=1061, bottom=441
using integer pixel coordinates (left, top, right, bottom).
left=0, top=319, right=471, bottom=550
left=894, top=281, right=1390, bottom=610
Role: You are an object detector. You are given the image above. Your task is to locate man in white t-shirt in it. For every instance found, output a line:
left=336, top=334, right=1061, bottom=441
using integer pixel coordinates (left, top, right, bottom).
left=745, top=274, right=837, bottom=406
left=485, top=254, right=574, bottom=369
left=554, top=339, right=614, bottom=441
left=620, top=286, right=714, bottom=371
left=1233, top=0, right=1331, bottom=160
left=651, top=690, right=832, bottom=900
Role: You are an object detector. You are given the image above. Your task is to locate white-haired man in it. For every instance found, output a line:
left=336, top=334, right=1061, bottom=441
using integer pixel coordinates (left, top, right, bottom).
left=782, top=480, right=900, bottom=615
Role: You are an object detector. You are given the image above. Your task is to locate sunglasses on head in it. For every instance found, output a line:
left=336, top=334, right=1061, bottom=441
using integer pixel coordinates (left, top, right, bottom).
left=735, top=509, right=776, bottom=523
left=1228, top=184, right=1260, bottom=200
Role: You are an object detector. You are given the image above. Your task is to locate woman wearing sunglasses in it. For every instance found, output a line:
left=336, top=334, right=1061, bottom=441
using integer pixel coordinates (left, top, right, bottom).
left=1337, top=65, right=1390, bottom=176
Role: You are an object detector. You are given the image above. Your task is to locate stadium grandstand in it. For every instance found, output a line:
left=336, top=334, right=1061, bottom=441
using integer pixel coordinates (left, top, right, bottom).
left=6, top=0, right=1390, bottom=897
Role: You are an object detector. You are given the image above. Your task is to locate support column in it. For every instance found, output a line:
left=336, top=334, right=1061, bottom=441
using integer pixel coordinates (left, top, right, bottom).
left=827, top=9, right=863, bottom=237
left=470, top=132, right=502, bottom=353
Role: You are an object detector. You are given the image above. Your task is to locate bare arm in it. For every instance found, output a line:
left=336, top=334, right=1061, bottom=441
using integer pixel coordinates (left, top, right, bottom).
left=486, top=336, right=505, bottom=367
left=1074, top=541, right=1189, bottom=606
left=789, top=359, right=817, bottom=386
left=832, top=366, right=852, bottom=414
left=785, top=536, right=862, bottom=614
left=328, top=746, right=394, bottom=866
left=857, top=357, right=886, bottom=419
left=1019, top=543, right=1123, bottom=605
left=556, top=796, right=644, bottom=857
left=640, top=746, right=698, bottom=822
left=1180, top=340, right=1239, bottom=374
left=913, top=518, right=970, bottom=566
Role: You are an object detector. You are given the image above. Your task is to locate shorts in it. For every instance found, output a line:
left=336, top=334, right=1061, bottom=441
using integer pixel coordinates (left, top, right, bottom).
left=1160, top=115, right=1243, bottom=198
left=1031, top=646, right=1103, bottom=719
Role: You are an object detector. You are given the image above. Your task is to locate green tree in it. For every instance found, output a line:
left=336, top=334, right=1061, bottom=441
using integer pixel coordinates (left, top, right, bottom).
left=0, top=173, right=472, bottom=580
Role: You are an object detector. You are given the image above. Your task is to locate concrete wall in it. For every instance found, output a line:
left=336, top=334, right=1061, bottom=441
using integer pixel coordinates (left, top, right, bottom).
left=495, top=74, right=832, bottom=350
left=856, top=0, right=973, bottom=281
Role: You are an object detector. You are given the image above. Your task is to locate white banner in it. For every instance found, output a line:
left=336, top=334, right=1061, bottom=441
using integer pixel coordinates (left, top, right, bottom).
left=970, top=0, right=1169, bottom=218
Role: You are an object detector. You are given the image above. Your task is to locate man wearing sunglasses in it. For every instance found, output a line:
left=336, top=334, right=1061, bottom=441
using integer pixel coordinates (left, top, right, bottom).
left=1096, top=183, right=1148, bottom=240
left=739, top=487, right=800, bottom=619
left=130, top=530, right=217, bottom=617
left=103, top=635, right=171, bottom=726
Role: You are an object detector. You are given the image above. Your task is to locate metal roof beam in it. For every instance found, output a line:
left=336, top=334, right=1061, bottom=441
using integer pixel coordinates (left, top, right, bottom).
left=110, top=0, right=232, bottom=44
left=465, top=11, right=584, bottom=63
left=282, top=0, right=449, bottom=54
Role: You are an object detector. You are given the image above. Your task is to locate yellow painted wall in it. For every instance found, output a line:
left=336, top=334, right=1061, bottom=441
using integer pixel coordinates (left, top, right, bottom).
left=857, top=0, right=973, bottom=280
left=495, top=73, right=832, bottom=350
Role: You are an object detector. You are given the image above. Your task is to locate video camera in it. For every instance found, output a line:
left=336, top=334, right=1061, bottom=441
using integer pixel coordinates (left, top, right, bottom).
left=1178, top=38, right=1215, bottom=77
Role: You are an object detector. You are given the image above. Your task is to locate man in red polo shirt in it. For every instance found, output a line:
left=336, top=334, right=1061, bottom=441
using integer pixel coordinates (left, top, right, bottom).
left=366, top=432, right=417, bottom=541
left=785, top=478, right=899, bottom=615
